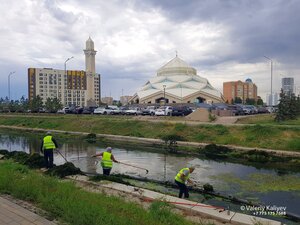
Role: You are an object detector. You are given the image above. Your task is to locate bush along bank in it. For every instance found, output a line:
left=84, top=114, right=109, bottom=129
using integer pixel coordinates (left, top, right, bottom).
left=198, top=144, right=300, bottom=173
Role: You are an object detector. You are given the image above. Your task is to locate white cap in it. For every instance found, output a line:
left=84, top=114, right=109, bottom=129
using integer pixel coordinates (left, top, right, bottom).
left=106, top=147, right=112, bottom=152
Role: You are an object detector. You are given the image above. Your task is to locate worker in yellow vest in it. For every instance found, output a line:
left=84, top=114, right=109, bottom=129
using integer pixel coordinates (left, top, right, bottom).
left=93, top=147, right=119, bottom=175
left=40, top=131, right=58, bottom=168
left=174, top=167, right=195, bottom=198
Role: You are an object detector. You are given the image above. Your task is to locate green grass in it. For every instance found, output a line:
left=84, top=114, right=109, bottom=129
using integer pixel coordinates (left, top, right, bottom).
left=210, top=172, right=300, bottom=193
left=0, top=114, right=299, bottom=151
left=236, top=114, right=300, bottom=125
left=0, top=160, right=199, bottom=225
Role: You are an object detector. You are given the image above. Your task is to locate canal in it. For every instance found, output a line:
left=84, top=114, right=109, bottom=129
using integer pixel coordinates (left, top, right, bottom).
left=0, top=129, right=299, bottom=224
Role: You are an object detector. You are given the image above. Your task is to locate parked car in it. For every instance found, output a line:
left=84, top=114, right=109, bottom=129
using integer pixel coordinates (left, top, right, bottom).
left=119, top=106, right=130, bottom=115
left=227, top=105, right=244, bottom=116
left=154, top=106, right=173, bottom=116
left=57, top=107, right=70, bottom=114
left=82, top=106, right=97, bottom=114
left=266, top=106, right=275, bottom=113
left=171, top=106, right=193, bottom=116
left=108, top=105, right=121, bottom=115
left=241, top=105, right=257, bottom=114
left=141, top=106, right=158, bottom=116
left=125, top=107, right=142, bottom=115
left=257, top=106, right=269, bottom=114
left=241, top=105, right=251, bottom=115
left=74, top=107, right=84, bottom=114
left=93, top=107, right=106, bottom=114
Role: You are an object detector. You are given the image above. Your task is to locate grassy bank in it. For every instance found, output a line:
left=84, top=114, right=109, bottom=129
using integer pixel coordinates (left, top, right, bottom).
left=0, top=160, right=200, bottom=225
left=0, top=114, right=299, bottom=151
left=236, top=114, right=300, bottom=125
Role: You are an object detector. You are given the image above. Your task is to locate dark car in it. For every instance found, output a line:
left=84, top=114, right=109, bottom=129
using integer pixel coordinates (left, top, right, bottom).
left=82, top=106, right=97, bottom=114
left=257, top=107, right=269, bottom=114
left=227, top=105, right=244, bottom=116
left=74, top=107, right=84, bottom=114
left=171, top=106, right=193, bottom=116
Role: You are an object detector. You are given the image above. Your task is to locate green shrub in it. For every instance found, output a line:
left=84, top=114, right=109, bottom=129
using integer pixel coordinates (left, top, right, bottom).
left=200, top=144, right=232, bottom=159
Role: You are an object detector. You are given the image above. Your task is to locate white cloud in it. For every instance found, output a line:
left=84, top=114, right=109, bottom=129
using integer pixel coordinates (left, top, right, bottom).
left=0, top=0, right=299, bottom=100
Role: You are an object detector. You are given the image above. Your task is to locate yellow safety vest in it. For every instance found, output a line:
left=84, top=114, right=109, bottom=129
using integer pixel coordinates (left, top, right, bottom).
left=43, top=135, right=56, bottom=150
left=175, top=168, right=190, bottom=184
left=101, top=151, right=113, bottom=168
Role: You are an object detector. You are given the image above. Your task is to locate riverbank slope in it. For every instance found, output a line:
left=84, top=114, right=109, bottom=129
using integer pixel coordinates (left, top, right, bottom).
left=0, top=114, right=299, bottom=151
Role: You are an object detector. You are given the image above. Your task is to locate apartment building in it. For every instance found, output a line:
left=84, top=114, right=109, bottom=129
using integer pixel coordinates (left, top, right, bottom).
left=223, top=78, right=257, bottom=103
left=28, top=37, right=101, bottom=107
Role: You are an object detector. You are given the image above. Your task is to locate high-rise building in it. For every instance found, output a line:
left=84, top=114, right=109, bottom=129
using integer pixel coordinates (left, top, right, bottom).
left=266, top=93, right=279, bottom=106
left=282, top=77, right=294, bottom=95
left=28, top=37, right=101, bottom=107
left=223, top=78, right=257, bottom=103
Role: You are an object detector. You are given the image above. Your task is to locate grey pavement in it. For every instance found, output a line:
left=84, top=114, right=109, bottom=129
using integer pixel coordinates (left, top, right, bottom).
left=0, top=197, right=56, bottom=225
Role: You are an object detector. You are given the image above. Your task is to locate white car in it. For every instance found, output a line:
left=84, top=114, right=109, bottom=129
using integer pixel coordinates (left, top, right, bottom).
left=125, top=107, right=142, bottom=115
left=57, top=107, right=69, bottom=114
left=93, top=107, right=106, bottom=114
left=108, top=105, right=121, bottom=114
left=154, top=106, right=173, bottom=116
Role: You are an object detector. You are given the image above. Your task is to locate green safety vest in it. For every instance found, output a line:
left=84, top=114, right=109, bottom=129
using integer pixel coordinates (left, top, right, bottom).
left=175, top=168, right=190, bottom=184
left=43, top=135, right=56, bottom=150
left=101, top=151, right=113, bottom=168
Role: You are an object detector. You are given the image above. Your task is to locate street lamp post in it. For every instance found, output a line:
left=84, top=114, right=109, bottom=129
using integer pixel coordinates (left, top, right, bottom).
left=64, top=56, right=74, bottom=77
left=163, top=85, right=166, bottom=115
left=64, top=56, right=74, bottom=105
left=8, top=71, right=16, bottom=101
left=264, top=56, right=273, bottom=105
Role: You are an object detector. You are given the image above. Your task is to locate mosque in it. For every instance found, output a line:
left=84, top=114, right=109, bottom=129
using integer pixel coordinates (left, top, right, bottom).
left=129, top=55, right=224, bottom=105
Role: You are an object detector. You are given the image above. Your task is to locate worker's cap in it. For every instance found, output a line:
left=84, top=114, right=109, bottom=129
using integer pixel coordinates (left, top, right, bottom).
left=106, top=147, right=112, bottom=152
left=46, top=131, right=51, bottom=135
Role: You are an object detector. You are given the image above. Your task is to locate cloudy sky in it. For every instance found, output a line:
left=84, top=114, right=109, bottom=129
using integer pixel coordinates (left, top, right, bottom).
left=0, top=0, right=299, bottom=101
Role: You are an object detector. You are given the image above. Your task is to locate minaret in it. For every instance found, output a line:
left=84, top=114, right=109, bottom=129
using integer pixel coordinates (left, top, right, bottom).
left=84, top=37, right=97, bottom=106
left=84, top=37, right=97, bottom=73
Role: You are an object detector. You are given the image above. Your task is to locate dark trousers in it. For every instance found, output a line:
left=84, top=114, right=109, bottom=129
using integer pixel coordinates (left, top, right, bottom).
left=44, top=149, right=54, bottom=168
left=175, top=180, right=189, bottom=198
left=102, top=167, right=112, bottom=175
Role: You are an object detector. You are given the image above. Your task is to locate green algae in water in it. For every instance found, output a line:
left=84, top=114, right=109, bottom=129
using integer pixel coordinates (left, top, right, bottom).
left=211, top=173, right=300, bottom=193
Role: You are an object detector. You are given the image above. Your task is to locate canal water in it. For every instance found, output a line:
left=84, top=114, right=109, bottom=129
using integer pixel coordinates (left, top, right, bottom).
left=0, top=130, right=299, bottom=224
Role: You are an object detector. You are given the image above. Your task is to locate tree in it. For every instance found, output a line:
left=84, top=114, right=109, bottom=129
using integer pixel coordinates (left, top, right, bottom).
left=44, top=97, right=62, bottom=113
left=19, top=96, right=29, bottom=112
left=275, top=90, right=299, bottom=122
left=234, top=97, right=242, bottom=104
left=257, top=99, right=263, bottom=106
left=245, top=98, right=255, bottom=105
left=29, top=95, right=44, bottom=113
left=52, top=97, right=63, bottom=112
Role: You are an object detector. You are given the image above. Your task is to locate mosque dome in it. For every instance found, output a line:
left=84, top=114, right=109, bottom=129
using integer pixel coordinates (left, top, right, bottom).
left=130, top=56, right=224, bottom=104
left=157, top=56, right=197, bottom=76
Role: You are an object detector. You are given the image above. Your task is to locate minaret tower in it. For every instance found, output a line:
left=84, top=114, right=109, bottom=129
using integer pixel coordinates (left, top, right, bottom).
left=84, top=37, right=97, bottom=73
left=84, top=37, right=97, bottom=106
